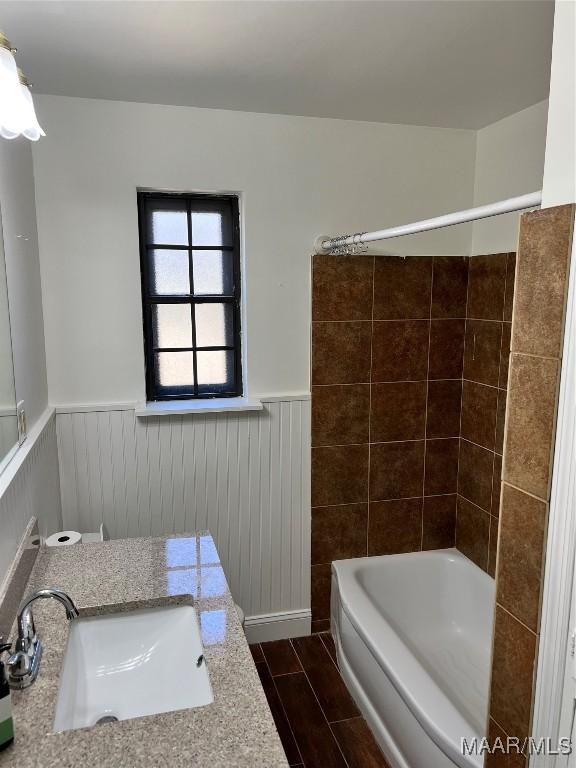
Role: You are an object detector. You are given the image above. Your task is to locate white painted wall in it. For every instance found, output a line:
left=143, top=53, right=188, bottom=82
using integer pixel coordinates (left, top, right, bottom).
left=542, top=0, right=576, bottom=208
left=32, top=95, right=477, bottom=405
left=471, top=100, right=549, bottom=255
left=0, top=211, right=17, bottom=415
left=0, top=138, right=61, bottom=587
left=0, top=205, right=18, bottom=460
left=0, top=138, right=49, bottom=428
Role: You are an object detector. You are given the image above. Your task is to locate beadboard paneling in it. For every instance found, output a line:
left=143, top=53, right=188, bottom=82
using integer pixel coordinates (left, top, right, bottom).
left=0, top=410, right=62, bottom=586
left=56, top=399, right=311, bottom=618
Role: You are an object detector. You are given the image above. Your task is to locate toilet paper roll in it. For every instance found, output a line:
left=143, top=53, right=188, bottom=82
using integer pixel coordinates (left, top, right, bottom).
left=45, top=530, right=82, bottom=547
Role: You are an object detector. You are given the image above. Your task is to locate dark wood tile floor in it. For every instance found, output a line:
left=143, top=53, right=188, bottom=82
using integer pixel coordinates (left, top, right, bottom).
left=250, top=634, right=390, bottom=768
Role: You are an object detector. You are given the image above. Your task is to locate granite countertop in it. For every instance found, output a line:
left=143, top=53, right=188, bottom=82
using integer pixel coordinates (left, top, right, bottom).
left=0, top=533, right=288, bottom=768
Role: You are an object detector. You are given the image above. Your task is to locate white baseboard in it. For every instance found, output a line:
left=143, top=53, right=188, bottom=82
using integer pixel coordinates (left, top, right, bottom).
left=243, top=609, right=311, bottom=643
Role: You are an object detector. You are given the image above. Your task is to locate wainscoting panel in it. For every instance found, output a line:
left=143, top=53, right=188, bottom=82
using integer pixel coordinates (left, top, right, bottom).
left=56, top=398, right=311, bottom=620
left=0, top=409, right=62, bottom=587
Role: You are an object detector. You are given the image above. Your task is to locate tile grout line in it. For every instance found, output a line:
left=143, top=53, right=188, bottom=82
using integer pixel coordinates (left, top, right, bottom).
left=310, top=492, right=457, bottom=509
left=313, top=377, right=464, bottom=386
left=315, top=633, right=343, bottom=678
left=316, top=436, right=456, bottom=448
left=367, top=255, right=376, bottom=558
left=496, top=601, right=539, bottom=638
left=312, top=316, right=508, bottom=324
left=270, top=670, right=305, bottom=678
left=459, top=435, right=498, bottom=455
left=313, top=376, right=500, bottom=388
left=486, top=320, right=504, bottom=571
left=500, top=479, right=549, bottom=505
left=509, top=350, right=562, bottom=363
left=455, top=256, right=472, bottom=549
left=486, top=255, right=512, bottom=573
left=461, top=378, right=507, bottom=393
left=289, top=638, right=353, bottom=768
left=487, top=314, right=504, bottom=569
left=318, top=631, right=336, bottom=663
left=458, top=488, right=494, bottom=518
left=260, top=645, right=305, bottom=767
left=328, top=715, right=364, bottom=726
left=315, top=435, right=494, bottom=450
left=422, top=258, right=435, bottom=549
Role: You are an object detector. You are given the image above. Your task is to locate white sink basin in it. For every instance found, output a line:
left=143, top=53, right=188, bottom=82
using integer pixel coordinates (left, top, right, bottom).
left=53, top=604, right=213, bottom=732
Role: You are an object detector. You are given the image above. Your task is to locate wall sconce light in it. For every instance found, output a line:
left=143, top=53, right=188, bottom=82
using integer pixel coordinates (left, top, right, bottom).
left=0, top=31, right=45, bottom=141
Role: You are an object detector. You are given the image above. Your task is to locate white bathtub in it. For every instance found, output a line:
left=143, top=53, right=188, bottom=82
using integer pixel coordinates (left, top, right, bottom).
left=331, top=548, right=495, bottom=768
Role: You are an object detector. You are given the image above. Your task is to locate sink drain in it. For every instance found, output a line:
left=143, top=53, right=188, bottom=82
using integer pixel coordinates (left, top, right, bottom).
left=95, top=715, right=119, bottom=725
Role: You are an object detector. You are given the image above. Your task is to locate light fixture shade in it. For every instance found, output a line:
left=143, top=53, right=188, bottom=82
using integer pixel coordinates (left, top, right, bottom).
left=20, top=84, right=45, bottom=141
left=0, top=45, right=27, bottom=139
left=0, top=37, right=45, bottom=141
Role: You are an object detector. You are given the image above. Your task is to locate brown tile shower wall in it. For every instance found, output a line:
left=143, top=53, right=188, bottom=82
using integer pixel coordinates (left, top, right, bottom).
left=487, top=204, right=575, bottom=757
left=456, top=252, right=516, bottom=575
left=311, top=254, right=468, bottom=626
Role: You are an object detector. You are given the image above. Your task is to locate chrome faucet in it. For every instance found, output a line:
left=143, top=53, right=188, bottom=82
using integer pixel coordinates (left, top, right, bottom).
left=5, top=588, right=79, bottom=689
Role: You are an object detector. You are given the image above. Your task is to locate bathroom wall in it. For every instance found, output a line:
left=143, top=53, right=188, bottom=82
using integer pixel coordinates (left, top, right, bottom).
left=0, top=139, right=49, bottom=430
left=488, top=204, right=574, bottom=755
left=0, top=138, right=62, bottom=587
left=0, top=227, right=16, bottom=450
left=31, top=94, right=476, bottom=405
left=311, top=254, right=468, bottom=628
left=30, top=94, right=477, bottom=631
left=26, top=94, right=550, bottom=630
left=472, top=100, right=548, bottom=255
left=456, top=252, right=516, bottom=575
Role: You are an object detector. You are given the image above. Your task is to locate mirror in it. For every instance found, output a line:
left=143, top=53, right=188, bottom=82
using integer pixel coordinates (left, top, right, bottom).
left=0, top=204, right=19, bottom=472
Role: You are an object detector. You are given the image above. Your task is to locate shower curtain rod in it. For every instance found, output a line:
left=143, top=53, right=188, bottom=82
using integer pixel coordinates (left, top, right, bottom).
left=314, top=191, right=542, bottom=254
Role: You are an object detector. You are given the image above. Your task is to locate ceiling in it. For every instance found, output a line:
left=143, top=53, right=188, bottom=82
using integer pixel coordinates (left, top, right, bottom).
left=0, top=0, right=554, bottom=129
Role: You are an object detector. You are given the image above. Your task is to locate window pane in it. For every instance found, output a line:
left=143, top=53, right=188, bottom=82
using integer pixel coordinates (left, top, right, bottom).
left=191, top=202, right=232, bottom=246
left=151, top=249, right=190, bottom=295
left=148, top=200, right=188, bottom=245
left=140, top=192, right=241, bottom=401
left=197, top=351, right=235, bottom=394
left=195, top=303, right=234, bottom=347
left=156, top=351, right=194, bottom=388
left=192, top=250, right=233, bottom=295
left=152, top=304, right=192, bottom=348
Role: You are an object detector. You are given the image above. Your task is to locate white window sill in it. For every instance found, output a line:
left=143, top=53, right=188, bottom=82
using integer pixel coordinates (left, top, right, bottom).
left=135, top=397, right=263, bottom=417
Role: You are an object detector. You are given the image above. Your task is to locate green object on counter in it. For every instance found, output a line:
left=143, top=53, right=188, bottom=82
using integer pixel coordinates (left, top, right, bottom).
left=0, top=717, right=14, bottom=748
left=0, top=640, right=14, bottom=750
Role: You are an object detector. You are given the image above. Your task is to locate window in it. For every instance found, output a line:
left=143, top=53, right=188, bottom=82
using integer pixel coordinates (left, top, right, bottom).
left=138, top=191, right=242, bottom=401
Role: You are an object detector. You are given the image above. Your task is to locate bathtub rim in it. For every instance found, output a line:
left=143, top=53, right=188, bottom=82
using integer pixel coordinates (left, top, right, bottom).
left=331, top=548, right=492, bottom=768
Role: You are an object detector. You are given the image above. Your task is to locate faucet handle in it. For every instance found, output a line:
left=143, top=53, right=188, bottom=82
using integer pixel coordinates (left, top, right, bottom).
left=6, top=650, right=31, bottom=678
left=0, top=637, right=11, bottom=656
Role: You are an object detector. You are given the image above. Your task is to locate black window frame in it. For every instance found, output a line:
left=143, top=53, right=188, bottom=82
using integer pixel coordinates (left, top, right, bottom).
left=138, top=190, right=243, bottom=401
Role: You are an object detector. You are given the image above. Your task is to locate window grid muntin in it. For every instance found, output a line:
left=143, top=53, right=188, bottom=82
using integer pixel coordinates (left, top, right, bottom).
left=139, top=191, right=242, bottom=400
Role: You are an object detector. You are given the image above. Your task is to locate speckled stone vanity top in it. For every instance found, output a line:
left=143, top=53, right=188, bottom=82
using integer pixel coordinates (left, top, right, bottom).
left=0, top=533, right=288, bottom=768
